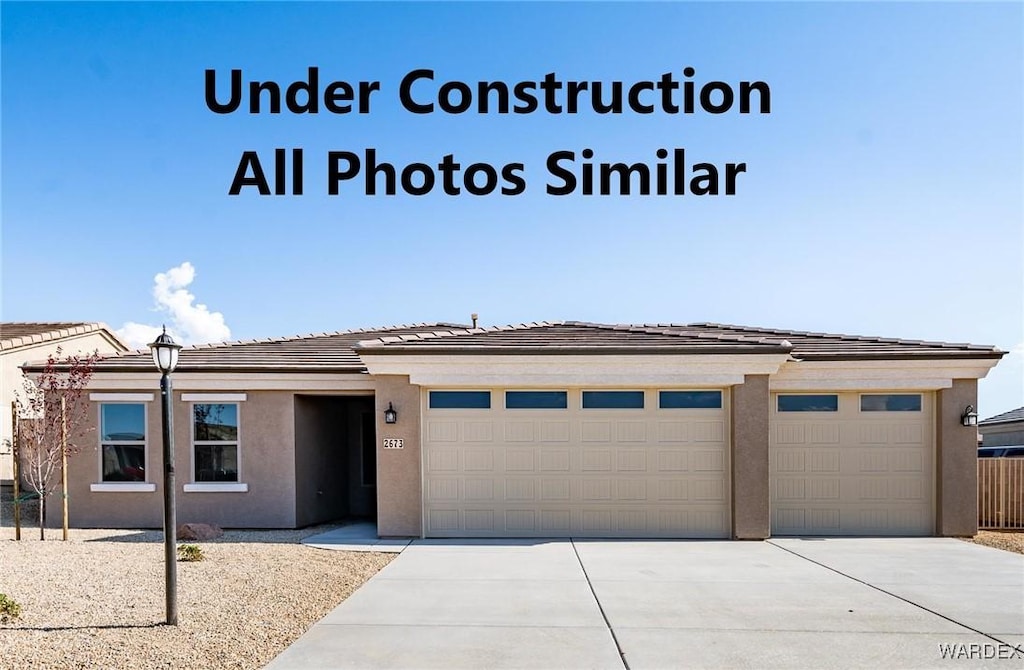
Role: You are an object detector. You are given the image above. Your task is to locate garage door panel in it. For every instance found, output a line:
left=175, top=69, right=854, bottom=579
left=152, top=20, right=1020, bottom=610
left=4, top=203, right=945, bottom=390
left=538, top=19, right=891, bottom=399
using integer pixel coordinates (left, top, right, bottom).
left=770, top=392, right=933, bottom=536
left=423, top=391, right=729, bottom=538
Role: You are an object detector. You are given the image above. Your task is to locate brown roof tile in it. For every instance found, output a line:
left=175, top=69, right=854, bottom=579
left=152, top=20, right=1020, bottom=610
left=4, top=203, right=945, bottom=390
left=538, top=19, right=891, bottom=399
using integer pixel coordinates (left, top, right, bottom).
left=1, top=322, right=128, bottom=352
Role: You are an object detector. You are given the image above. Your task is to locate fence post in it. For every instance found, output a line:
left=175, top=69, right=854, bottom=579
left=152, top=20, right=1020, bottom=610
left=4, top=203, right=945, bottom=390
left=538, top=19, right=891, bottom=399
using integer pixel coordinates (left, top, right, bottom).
left=61, top=396, right=69, bottom=541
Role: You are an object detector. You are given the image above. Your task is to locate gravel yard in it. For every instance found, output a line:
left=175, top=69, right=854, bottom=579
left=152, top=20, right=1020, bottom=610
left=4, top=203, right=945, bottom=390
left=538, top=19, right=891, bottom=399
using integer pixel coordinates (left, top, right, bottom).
left=0, top=495, right=395, bottom=669
left=964, top=529, right=1024, bottom=555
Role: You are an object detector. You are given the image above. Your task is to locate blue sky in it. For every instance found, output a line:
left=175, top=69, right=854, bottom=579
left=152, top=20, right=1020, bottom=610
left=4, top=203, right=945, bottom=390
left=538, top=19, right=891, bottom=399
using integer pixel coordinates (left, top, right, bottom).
left=2, top=2, right=1021, bottom=414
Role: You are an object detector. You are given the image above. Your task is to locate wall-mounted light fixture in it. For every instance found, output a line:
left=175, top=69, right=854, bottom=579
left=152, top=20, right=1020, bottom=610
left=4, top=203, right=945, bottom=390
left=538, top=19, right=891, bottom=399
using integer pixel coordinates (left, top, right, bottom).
left=384, top=402, right=398, bottom=425
left=960, top=405, right=979, bottom=427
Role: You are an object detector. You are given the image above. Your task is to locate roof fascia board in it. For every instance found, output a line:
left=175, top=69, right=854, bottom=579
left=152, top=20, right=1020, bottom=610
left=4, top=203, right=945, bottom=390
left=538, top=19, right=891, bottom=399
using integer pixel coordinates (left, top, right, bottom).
left=359, top=353, right=790, bottom=386
left=770, top=358, right=1000, bottom=391
left=76, top=372, right=375, bottom=392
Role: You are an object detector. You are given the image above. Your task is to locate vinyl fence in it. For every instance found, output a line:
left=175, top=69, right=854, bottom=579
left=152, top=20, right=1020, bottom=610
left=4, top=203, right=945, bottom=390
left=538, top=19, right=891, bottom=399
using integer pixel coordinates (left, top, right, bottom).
left=978, top=458, right=1024, bottom=529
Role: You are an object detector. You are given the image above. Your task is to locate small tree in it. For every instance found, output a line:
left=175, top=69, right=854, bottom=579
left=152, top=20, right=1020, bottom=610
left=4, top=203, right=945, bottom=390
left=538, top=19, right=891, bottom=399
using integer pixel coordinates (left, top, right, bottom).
left=14, top=347, right=99, bottom=539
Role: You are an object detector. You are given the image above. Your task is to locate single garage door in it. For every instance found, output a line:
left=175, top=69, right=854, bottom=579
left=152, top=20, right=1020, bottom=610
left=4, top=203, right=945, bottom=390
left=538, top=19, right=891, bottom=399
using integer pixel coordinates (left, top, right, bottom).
left=770, top=391, right=933, bottom=536
left=422, top=388, right=730, bottom=538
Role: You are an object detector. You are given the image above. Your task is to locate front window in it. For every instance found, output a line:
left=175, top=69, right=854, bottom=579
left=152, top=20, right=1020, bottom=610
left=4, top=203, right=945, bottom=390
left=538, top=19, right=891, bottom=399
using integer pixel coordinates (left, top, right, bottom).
left=100, top=404, right=146, bottom=482
left=193, top=403, right=239, bottom=482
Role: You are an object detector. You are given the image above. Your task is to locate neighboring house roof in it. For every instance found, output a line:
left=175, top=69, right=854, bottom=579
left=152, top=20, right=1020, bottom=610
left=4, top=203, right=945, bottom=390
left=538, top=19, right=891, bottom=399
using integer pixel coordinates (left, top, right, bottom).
left=0, top=322, right=129, bottom=352
left=979, top=407, right=1024, bottom=426
left=28, top=319, right=1003, bottom=375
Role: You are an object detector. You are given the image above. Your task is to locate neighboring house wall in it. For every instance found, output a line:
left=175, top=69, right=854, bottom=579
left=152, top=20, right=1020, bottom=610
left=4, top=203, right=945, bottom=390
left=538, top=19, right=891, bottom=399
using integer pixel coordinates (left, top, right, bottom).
left=2, top=331, right=127, bottom=483
left=979, top=423, right=1024, bottom=447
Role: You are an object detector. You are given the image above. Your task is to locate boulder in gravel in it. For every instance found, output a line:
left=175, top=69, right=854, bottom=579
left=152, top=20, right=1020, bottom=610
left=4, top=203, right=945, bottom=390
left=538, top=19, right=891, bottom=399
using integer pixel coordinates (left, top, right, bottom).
left=177, top=523, right=223, bottom=541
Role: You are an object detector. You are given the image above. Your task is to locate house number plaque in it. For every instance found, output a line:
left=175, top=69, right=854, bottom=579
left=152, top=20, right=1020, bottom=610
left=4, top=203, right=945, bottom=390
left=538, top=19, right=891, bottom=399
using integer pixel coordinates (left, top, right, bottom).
left=382, top=438, right=404, bottom=450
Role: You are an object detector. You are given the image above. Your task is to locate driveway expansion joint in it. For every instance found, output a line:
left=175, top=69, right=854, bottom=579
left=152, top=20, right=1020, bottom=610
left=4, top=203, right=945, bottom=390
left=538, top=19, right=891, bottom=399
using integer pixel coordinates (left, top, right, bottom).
left=766, top=539, right=1020, bottom=652
left=571, top=538, right=630, bottom=670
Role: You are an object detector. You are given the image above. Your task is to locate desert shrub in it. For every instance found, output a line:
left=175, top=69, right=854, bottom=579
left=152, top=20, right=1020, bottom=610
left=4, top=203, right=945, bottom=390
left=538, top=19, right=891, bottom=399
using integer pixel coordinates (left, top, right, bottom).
left=177, top=544, right=205, bottom=562
left=0, top=593, right=22, bottom=623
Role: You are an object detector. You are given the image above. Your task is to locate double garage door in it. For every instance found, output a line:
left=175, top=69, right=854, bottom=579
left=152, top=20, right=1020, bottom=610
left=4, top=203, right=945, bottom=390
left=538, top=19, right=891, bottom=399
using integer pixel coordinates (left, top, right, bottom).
left=422, top=389, right=730, bottom=538
left=770, top=392, right=934, bottom=536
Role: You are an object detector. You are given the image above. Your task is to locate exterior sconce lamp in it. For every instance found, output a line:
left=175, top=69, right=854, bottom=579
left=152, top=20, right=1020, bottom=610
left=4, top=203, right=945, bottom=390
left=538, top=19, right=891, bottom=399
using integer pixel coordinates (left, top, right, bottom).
left=148, top=326, right=182, bottom=625
left=960, top=405, right=979, bottom=428
left=384, top=402, right=398, bottom=424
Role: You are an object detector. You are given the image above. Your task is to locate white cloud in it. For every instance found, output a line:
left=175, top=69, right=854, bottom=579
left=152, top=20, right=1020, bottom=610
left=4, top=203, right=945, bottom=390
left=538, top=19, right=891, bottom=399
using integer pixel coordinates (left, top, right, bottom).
left=117, top=262, right=231, bottom=349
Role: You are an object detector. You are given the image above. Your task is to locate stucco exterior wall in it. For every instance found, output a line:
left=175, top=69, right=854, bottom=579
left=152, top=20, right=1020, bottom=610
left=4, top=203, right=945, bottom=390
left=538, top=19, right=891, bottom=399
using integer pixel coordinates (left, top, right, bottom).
left=2, top=332, right=126, bottom=483
left=374, top=375, right=422, bottom=537
left=731, top=374, right=770, bottom=539
left=59, top=389, right=297, bottom=529
left=935, top=379, right=979, bottom=537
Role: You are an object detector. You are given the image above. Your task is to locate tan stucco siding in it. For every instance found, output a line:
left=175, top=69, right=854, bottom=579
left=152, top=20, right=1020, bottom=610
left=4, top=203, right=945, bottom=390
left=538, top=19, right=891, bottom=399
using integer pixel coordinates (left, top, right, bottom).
left=374, top=375, right=422, bottom=537
left=936, top=379, right=979, bottom=536
left=62, top=390, right=297, bottom=529
left=731, top=375, right=770, bottom=539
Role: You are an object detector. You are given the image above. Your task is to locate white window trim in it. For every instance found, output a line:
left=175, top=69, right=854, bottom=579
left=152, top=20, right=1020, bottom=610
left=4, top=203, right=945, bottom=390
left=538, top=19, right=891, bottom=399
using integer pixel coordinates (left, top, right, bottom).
left=90, top=482, right=157, bottom=493
left=183, top=482, right=249, bottom=493
left=97, top=402, right=150, bottom=485
left=181, top=393, right=247, bottom=402
left=90, top=393, right=154, bottom=402
left=190, top=401, right=244, bottom=485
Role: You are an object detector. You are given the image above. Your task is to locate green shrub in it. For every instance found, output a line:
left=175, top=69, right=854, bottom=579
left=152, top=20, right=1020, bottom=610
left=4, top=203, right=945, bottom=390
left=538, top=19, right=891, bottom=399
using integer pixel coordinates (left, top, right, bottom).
left=177, top=544, right=205, bottom=562
left=0, top=593, right=22, bottom=623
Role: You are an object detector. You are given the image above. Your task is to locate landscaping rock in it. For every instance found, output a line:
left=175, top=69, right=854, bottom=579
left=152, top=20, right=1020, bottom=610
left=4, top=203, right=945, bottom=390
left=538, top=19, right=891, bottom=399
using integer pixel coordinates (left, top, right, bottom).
left=177, top=522, right=224, bottom=541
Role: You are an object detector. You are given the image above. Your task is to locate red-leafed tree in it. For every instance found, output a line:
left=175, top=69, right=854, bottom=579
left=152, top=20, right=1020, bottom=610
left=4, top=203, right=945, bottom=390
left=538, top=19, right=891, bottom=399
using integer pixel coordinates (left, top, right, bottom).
left=14, top=348, right=100, bottom=539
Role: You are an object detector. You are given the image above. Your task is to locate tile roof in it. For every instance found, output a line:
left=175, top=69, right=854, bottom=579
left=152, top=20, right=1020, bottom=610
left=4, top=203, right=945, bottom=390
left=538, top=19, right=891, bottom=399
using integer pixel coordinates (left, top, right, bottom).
left=0, top=322, right=128, bottom=352
left=353, top=322, right=792, bottom=354
left=979, top=407, right=1024, bottom=426
left=682, top=323, right=1003, bottom=361
left=54, top=323, right=471, bottom=373
left=23, top=320, right=1003, bottom=374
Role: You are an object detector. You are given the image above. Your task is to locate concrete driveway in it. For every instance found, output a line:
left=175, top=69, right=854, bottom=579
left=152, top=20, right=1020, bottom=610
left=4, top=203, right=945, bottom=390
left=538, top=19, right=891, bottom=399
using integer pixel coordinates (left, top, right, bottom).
left=266, top=538, right=1024, bottom=669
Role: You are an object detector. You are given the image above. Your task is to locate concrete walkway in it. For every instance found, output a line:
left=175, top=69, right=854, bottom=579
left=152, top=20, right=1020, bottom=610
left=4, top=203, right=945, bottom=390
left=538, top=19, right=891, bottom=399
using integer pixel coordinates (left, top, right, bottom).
left=268, top=538, right=1024, bottom=669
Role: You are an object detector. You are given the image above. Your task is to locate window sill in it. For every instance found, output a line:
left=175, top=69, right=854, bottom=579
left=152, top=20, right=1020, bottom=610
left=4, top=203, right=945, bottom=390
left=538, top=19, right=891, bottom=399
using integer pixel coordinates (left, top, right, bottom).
left=183, top=483, right=249, bottom=493
left=90, top=482, right=157, bottom=493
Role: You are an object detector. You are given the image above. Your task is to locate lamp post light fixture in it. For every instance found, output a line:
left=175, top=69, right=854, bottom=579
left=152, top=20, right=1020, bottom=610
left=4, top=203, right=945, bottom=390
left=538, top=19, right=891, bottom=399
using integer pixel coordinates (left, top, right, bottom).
left=384, top=402, right=398, bottom=425
left=960, top=405, right=979, bottom=428
left=148, top=326, right=182, bottom=625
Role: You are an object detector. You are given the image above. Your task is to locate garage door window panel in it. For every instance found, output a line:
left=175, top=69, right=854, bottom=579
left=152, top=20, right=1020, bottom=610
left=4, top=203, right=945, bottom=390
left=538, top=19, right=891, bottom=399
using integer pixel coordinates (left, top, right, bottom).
left=429, top=391, right=491, bottom=409
left=582, top=391, right=644, bottom=409
left=659, top=391, right=722, bottom=409
left=505, top=391, right=568, bottom=409
left=860, top=394, right=922, bottom=412
left=777, top=394, right=839, bottom=412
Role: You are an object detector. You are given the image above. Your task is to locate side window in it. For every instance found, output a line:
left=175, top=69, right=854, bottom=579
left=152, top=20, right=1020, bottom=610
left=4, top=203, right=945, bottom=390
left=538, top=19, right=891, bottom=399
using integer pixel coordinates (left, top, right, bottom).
left=505, top=391, right=568, bottom=409
left=100, top=404, right=147, bottom=482
left=659, top=391, right=722, bottom=409
left=193, top=403, right=239, bottom=482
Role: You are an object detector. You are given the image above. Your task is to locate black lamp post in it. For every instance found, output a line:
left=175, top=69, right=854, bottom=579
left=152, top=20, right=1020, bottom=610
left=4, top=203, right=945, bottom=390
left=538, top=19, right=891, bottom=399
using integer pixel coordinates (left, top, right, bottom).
left=149, top=326, right=182, bottom=625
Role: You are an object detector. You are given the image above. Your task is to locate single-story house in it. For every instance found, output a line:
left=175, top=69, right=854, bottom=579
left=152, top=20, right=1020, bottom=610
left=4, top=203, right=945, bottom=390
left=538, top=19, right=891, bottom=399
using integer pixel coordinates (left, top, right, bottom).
left=23, top=321, right=1004, bottom=539
left=978, top=407, right=1024, bottom=447
left=1, top=322, right=129, bottom=483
